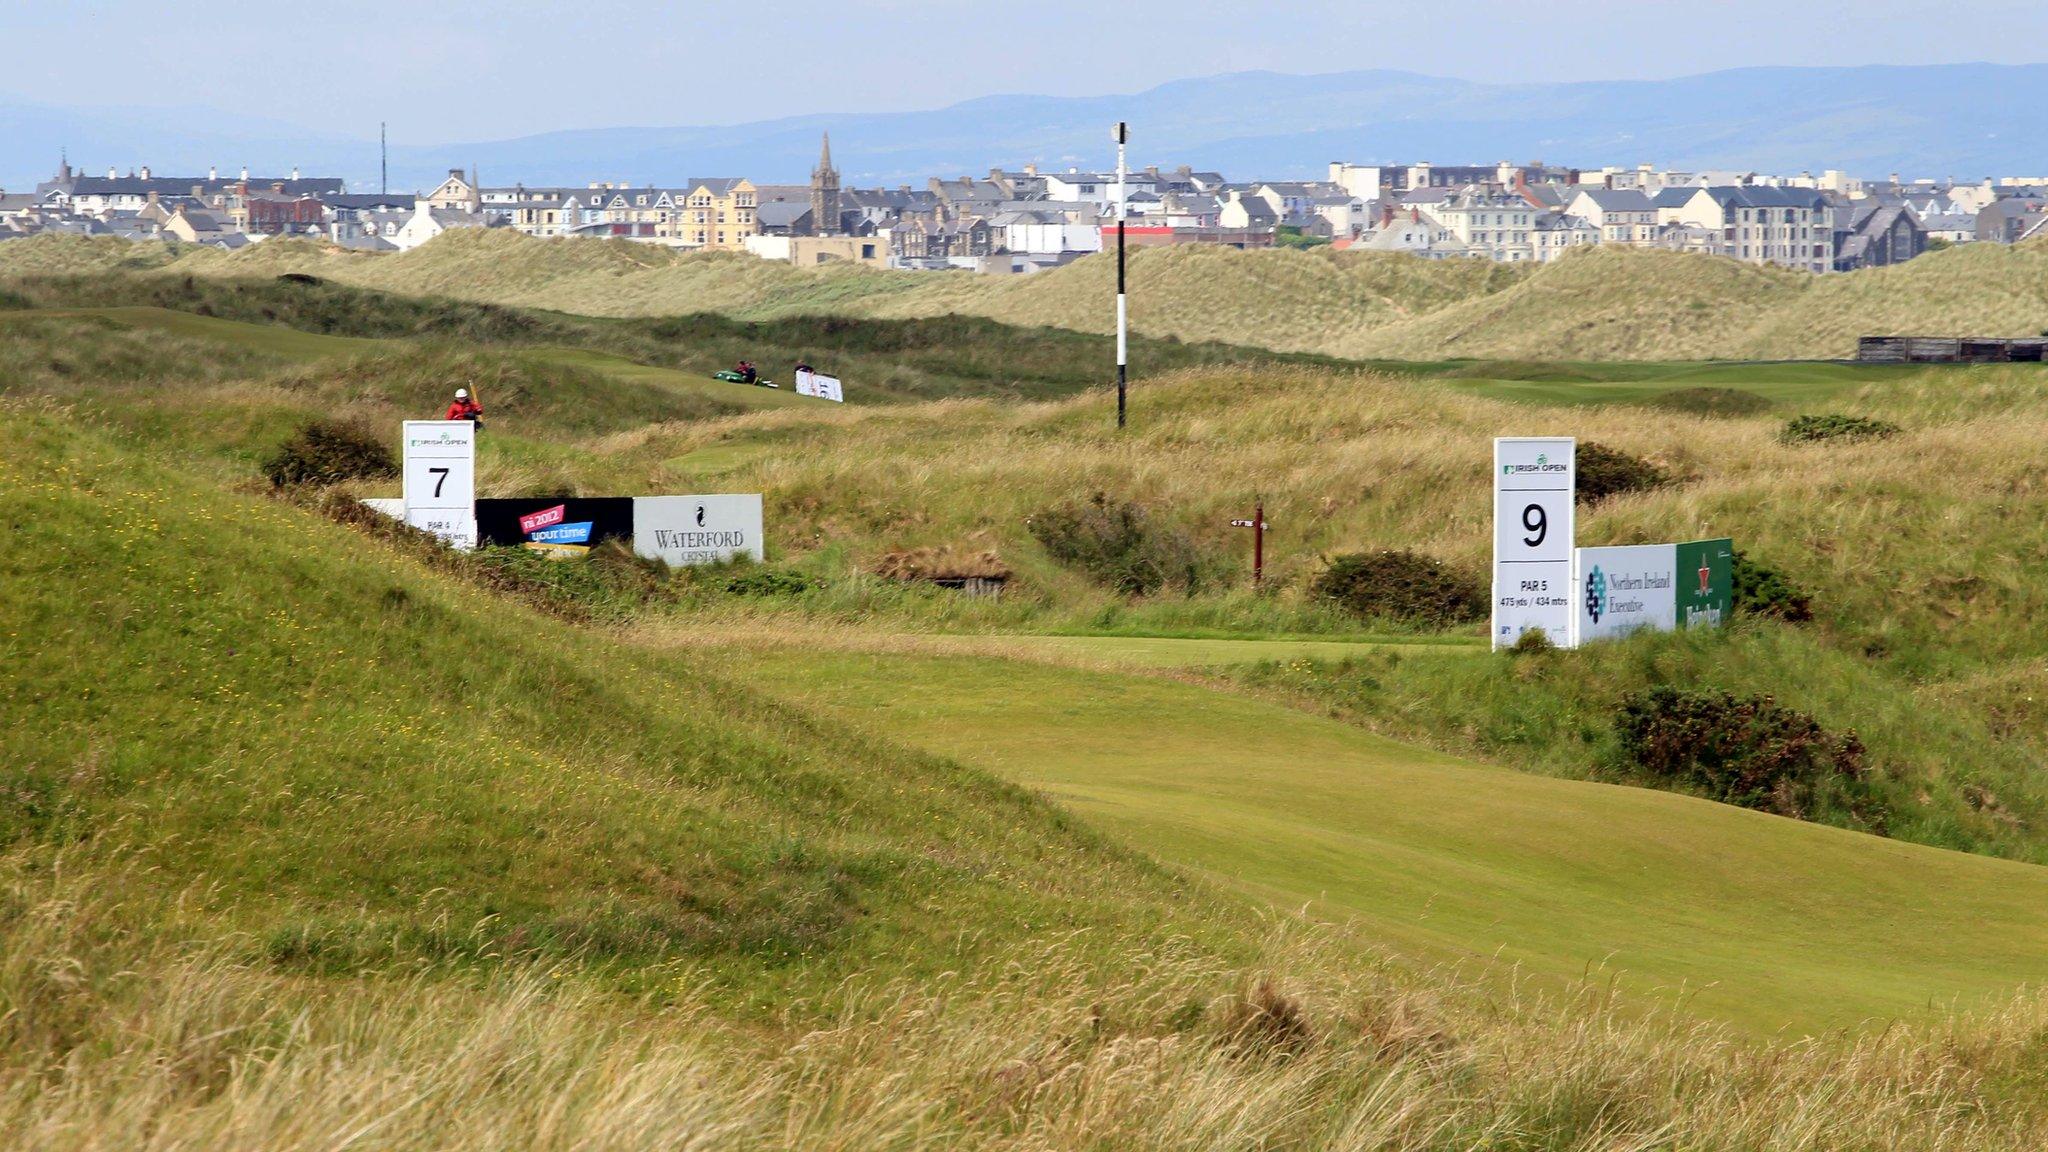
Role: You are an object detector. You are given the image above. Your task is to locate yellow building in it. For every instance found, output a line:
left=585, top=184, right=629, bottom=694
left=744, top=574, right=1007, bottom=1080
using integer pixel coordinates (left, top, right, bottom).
left=670, top=178, right=758, bottom=248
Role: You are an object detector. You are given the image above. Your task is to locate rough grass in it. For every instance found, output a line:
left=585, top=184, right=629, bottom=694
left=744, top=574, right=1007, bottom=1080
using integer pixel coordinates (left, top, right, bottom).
left=11, top=229, right=2048, bottom=360
left=20, top=393, right=2048, bottom=1145
left=6, top=264, right=1355, bottom=405
left=11, top=862, right=2048, bottom=1150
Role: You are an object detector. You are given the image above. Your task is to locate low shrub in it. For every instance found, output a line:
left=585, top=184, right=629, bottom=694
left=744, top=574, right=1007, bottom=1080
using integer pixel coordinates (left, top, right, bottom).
left=1614, top=687, right=1881, bottom=828
left=0, top=287, right=31, bottom=311
left=1780, top=413, right=1901, bottom=444
left=260, top=418, right=398, bottom=488
left=1575, top=442, right=1671, bottom=505
left=725, top=567, right=813, bottom=597
left=1732, top=549, right=1814, bottom=622
left=1028, top=493, right=1209, bottom=596
left=1310, top=551, right=1485, bottom=627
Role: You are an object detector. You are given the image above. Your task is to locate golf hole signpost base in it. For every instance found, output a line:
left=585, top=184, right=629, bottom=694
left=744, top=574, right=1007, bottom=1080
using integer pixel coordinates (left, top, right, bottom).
left=1491, top=437, right=1576, bottom=650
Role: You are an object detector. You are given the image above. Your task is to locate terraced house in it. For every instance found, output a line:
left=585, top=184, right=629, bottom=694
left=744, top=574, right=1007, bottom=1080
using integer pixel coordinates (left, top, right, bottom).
left=669, top=178, right=758, bottom=248
left=1655, top=185, right=1832, bottom=271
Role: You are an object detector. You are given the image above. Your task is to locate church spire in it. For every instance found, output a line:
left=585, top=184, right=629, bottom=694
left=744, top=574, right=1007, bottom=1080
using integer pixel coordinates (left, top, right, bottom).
left=810, top=131, right=841, bottom=237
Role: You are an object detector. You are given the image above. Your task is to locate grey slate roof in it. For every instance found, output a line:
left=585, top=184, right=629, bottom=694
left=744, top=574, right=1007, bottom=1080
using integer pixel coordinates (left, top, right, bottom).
left=755, top=201, right=812, bottom=229
left=1698, top=186, right=1828, bottom=210
left=1572, top=187, right=1655, bottom=212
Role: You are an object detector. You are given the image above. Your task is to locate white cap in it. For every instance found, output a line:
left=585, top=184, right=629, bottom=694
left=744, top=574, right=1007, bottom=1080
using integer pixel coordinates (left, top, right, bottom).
left=455, top=388, right=468, bottom=399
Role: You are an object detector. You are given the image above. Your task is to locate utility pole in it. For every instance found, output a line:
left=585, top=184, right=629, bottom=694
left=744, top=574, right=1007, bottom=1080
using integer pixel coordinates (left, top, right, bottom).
left=1113, top=120, right=1128, bottom=430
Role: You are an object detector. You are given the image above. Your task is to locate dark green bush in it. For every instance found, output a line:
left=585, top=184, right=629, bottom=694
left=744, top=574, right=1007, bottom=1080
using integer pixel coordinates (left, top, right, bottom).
left=1780, top=413, right=1901, bottom=444
left=0, top=287, right=31, bottom=311
left=724, top=567, right=813, bottom=597
left=1614, top=687, right=1880, bottom=828
left=1028, top=493, right=1209, bottom=596
left=1732, top=549, right=1813, bottom=622
left=261, top=418, right=398, bottom=488
left=1310, top=551, right=1485, bottom=627
left=1575, top=442, right=1671, bottom=506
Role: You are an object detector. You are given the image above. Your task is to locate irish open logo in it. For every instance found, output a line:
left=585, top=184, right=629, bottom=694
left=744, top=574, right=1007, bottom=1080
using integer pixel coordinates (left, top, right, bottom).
left=1584, top=564, right=1608, bottom=624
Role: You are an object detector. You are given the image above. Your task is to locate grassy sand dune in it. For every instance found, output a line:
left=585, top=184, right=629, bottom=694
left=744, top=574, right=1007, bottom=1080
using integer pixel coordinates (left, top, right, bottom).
left=10, top=230, right=2048, bottom=360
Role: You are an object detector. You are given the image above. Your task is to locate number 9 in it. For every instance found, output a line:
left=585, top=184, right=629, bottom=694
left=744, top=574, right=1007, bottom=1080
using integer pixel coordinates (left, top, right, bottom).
left=1522, top=503, right=1547, bottom=548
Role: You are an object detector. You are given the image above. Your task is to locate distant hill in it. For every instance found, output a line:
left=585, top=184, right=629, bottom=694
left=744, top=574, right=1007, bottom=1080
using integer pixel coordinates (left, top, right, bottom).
left=6, top=63, right=2047, bottom=192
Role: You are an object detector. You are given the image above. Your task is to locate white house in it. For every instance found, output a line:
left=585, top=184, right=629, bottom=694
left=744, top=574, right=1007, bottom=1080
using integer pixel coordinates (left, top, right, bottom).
left=1328, top=162, right=1394, bottom=202
left=1564, top=188, right=1658, bottom=245
left=1042, top=169, right=1158, bottom=209
left=393, top=202, right=488, bottom=251
left=1422, top=186, right=1536, bottom=261
left=1531, top=212, right=1601, bottom=261
left=994, top=209, right=1102, bottom=255
left=1358, top=211, right=1469, bottom=259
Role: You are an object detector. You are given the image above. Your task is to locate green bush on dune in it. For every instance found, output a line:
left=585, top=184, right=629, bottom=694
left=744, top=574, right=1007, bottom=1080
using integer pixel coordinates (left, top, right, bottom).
left=1615, top=686, right=1881, bottom=828
left=1780, top=413, right=1902, bottom=444
left=1574, top=441, right=1673, bottom=505
left=1029, top=493, right=1212, bottom=597
left=1732, top=549, right=1815, bottom=622
left=260, top=418, right=398, bottom=488
left=1310, top=550, right=1486, bottom=627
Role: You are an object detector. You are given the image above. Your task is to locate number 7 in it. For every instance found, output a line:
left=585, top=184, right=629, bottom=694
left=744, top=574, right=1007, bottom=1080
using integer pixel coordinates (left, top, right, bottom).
left=430, top=467, right=450, bottom=498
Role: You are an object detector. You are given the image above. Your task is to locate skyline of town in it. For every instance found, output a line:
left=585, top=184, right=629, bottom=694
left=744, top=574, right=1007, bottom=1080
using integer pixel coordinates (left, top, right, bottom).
left=8, top=130, right=2043, bottom=276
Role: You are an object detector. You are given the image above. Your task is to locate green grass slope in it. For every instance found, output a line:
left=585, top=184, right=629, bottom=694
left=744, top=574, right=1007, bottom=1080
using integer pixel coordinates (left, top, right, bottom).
left=0, top=404, right=1225, bottom=1002
left=5, top=267, right=1352, bottom=404
left=724, top=644, right=2048, bottom=1033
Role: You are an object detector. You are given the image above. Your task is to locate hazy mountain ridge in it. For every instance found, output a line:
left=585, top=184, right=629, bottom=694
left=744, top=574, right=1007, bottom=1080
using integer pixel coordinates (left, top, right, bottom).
left=3, top=63, right=2043, bottom=192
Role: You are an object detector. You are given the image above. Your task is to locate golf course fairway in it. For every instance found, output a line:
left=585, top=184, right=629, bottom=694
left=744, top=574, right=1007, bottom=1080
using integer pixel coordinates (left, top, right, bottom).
left=729, top=645, right=2048, bottom=1034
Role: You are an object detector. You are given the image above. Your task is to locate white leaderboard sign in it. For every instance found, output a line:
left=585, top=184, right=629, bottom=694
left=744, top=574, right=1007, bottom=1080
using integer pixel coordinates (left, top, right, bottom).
left=632, top=494, right=765, bottom=566
left=401, top=420, right=476, bottom=549
left=793, top=369, right=845, bottom=402
left=1492, top=437, right=1576, bottom=649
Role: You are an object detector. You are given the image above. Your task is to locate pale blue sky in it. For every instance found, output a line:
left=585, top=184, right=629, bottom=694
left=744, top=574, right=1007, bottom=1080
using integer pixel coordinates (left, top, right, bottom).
left=4, top=0, right=2045, bottom=138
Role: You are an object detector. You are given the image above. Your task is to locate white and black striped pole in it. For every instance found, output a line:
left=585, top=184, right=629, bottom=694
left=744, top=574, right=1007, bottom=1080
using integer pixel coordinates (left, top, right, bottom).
left=1114, top=120, right=1128, bottom=430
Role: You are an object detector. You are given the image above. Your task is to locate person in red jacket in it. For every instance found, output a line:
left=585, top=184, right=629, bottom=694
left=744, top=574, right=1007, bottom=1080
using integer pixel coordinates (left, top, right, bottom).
left=445, top=387, right=484, bottom=429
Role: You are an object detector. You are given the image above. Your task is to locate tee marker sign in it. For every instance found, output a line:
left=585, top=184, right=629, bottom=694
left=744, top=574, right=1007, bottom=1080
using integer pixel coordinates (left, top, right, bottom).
left=1492, top=437, right=1575, bottom=649
left=401, top=420, right=476, bottom=550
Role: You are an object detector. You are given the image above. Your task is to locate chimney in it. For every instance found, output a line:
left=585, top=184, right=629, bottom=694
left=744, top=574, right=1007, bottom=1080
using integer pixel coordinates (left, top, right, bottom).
left=1023, top=163, right=1037, bottom=176
left=272, top=182, right=286, bottom=194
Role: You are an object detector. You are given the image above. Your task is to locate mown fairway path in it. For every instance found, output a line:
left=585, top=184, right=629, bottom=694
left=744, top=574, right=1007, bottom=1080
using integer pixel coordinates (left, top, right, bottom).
left=726, top=638, right=2048, bottom=1034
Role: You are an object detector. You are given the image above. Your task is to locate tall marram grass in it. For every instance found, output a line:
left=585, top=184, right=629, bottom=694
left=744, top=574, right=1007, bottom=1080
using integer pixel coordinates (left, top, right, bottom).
left=6, top=860, right=2046, bottom=1150
left=9, top=230, right=2048, bottom=360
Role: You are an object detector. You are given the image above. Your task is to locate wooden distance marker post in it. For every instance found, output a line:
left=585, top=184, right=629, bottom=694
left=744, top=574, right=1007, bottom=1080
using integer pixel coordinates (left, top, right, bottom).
left=1230, top=500, right=1268, bottom=587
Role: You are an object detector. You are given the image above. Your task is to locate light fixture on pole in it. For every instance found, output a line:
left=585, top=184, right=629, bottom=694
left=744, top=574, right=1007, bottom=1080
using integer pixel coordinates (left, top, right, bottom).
left=1113, top=120, right=1128, bottom=430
